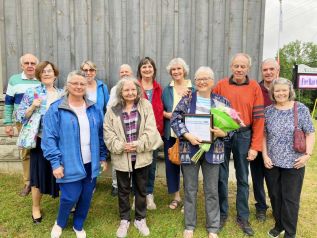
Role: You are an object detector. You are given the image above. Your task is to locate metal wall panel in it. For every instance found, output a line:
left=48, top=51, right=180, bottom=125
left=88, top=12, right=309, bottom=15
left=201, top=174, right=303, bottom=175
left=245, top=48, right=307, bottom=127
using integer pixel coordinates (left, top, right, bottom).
left=0, top=0, right=265, bottom=91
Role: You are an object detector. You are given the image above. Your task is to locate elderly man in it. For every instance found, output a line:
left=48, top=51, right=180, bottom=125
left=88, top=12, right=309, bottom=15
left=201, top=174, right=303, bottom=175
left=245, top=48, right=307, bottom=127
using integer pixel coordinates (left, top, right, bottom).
left=213, top=53, right=264, bottom=236
left=250, top=58, right=279, bottom=222
left=107, top=64, right=133, bottom=196
left=4, top=53, right=40, bottom=196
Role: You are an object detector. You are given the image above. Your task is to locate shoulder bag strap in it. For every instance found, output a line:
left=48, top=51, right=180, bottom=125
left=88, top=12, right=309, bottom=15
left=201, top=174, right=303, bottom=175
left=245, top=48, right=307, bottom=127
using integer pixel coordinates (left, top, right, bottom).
left=294, top=101, right=298, bottom=129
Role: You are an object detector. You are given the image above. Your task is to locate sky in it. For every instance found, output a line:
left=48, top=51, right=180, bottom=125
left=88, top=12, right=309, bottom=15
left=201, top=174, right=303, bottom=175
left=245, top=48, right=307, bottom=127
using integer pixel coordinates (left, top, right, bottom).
left=263, top=0, right=317, bottom=59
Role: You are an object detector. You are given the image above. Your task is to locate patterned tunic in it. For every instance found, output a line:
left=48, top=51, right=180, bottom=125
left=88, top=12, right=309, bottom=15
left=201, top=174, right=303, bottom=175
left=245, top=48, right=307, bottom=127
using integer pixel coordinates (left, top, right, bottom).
left=264, top=102, right=315, bottom=168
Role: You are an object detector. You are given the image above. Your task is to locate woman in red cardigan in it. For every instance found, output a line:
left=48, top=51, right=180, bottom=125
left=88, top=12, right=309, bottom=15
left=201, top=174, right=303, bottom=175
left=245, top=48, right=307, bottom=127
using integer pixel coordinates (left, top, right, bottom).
left=136, top=57, right=163, bottom=210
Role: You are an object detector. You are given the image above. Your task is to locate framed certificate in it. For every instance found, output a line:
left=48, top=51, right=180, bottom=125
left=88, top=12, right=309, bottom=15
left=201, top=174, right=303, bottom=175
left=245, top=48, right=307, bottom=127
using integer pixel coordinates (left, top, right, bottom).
left=184, top=114, right=213, bottom=143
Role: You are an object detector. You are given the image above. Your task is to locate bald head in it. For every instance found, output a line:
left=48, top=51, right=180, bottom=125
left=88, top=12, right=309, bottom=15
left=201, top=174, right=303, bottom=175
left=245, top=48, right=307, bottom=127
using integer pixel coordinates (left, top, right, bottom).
left=119, top=64, right=133, bottom=79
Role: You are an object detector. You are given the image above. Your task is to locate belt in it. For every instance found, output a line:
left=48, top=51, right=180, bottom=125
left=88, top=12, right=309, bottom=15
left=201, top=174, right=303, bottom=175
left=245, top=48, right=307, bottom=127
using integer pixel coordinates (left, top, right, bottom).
left=234, top=125, right=251, bottom=133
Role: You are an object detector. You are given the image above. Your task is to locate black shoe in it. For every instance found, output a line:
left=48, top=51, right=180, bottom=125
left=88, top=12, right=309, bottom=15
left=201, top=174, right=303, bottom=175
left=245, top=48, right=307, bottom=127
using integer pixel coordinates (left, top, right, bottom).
left=255, top=210, right=266, bottom=222
left=236, top=218, right=254, bottom=236
left=32, top=215, right=42, bottom=224
left=268, top=227, right=285, bottom=238
left=219, top=215, right=227, bottom=230
left=111, top=186, right=118, bottom=196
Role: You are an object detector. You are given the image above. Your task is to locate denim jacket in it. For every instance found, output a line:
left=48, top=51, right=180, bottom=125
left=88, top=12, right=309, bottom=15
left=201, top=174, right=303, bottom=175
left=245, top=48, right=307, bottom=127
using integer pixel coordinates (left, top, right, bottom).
left=170, top=91, right=230, bottom=164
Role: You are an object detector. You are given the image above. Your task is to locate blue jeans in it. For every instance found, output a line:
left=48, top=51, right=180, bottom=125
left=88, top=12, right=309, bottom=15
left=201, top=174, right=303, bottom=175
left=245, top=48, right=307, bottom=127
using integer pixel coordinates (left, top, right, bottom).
left=146, top=150, right=158, bottom=195
left=57, top=163, right=96, bottom=230
left=218, top=130, right=251, bottom=220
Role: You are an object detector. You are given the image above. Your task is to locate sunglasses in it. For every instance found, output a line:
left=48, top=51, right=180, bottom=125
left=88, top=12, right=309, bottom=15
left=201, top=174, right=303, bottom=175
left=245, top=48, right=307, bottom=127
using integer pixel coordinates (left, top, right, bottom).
left=82, top=69, right=96, bottom=73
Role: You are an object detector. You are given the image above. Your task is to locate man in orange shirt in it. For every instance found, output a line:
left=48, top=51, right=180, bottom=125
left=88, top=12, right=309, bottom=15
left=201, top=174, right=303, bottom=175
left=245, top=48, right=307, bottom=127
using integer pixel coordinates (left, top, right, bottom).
left=213, top=53, right=264, bottom=236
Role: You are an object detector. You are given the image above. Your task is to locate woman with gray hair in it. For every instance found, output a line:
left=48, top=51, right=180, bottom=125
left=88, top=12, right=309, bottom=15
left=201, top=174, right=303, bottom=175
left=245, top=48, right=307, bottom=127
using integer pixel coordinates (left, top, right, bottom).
left=42, top=71, right=107, bottom=238
left=104, top=77, right=163, bottom=238
left=263, top=77, right=315, bottom=238
left=162, top=57, right=193, bottom=209
left=171, top=66, right=230, bottom=238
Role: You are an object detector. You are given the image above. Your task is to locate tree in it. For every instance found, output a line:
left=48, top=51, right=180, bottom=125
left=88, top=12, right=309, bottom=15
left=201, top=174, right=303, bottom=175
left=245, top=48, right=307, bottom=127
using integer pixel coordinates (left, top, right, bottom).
left=278, top=40, right=317, bottom=110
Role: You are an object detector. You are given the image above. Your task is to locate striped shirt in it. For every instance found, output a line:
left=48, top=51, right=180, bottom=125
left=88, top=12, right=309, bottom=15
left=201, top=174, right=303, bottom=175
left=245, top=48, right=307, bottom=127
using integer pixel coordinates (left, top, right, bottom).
left=196, top=96, right=211, bottom=114
left=122, top=105, right=138, bottom=161
left=4, top=72, right=40, bottom=125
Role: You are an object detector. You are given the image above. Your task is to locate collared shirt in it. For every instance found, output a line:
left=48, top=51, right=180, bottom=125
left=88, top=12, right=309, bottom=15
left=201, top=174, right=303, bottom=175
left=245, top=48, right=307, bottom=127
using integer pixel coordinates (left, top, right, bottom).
left=122, top=105, right=139, bottom=161
left=229, top=75, right=250, bottom=86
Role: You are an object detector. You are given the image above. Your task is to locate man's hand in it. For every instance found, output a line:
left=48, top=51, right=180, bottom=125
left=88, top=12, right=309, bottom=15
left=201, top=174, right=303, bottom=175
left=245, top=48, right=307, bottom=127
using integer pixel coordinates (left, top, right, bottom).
left=5, top=125, right=14, bottom=137
left=247, top=149, right=258, bottom=161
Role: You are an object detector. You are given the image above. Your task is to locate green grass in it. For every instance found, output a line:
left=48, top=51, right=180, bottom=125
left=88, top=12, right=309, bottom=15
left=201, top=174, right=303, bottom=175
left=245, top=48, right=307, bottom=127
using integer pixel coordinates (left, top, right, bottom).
left=1, top=122, right=317, bottom=238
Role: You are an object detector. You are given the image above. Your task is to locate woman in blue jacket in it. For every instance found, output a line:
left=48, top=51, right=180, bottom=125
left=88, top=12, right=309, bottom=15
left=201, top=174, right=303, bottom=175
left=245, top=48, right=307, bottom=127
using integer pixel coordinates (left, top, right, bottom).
left=80, top=60, right=109, bottom=115
left=42, top=71, right=107, bottom=238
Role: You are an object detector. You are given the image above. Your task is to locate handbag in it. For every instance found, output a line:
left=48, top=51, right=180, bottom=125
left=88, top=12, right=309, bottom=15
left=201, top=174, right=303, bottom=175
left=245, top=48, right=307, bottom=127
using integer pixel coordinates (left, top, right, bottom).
left=16, top=110, right=42, bottom=149
left=168, top=138, right=181, bottom=165
left=293, top=102, right=306, bottom=153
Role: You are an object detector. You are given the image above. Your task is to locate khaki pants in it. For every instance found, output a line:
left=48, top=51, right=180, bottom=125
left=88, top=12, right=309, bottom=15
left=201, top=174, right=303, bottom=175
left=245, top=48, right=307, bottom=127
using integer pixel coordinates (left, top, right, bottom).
left=16, top=122, right=31, bottom=186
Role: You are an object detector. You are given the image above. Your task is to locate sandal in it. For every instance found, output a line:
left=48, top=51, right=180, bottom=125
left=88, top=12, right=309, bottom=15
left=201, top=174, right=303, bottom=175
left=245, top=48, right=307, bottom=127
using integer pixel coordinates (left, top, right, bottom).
left=169, top=199, right=182, bottom=210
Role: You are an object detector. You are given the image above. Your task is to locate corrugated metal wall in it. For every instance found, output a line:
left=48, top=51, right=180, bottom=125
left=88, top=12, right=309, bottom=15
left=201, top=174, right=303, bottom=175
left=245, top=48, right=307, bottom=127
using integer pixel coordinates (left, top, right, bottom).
left=0, top=0, right=265, bottom=91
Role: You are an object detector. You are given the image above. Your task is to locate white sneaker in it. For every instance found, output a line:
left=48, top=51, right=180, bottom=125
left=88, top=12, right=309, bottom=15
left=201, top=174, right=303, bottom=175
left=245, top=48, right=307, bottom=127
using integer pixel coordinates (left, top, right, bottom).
left=134, top=219, right=150, bottom=236
left=51, top=222, right=62, bottom=238
left=73, top=227, right=86, bottom=238
left=131, top=196, right=135, bottom=210
left=116, top=220, right=130, bottom=238
left=146, top=194, right=157, bottom=210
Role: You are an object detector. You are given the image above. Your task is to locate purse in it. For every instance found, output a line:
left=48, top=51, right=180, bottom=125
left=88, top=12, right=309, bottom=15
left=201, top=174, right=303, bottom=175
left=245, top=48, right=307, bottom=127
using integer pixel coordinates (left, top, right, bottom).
left=16, top=110, right=42, bottom=149
left=293, top=102, right=306, bottom=153
left=168, top=138, right=181, bottom=165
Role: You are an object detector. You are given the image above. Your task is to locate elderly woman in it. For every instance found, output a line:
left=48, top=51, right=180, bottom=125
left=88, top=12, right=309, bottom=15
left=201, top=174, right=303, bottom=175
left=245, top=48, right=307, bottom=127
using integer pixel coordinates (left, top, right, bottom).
left=16, top=61, right=63, bottom=224
left=162, top=58, right=193, bottom=209
left=104, top=77, right=163, bottom=238
left=171, top=67, right=229, bottom=238
left=41, top=71, right=107, bottom=238
left=80, top=60, right=109, bottom=114
left=263, top=78, right=315, bottom=238
left=136, top=57, right=164, bottom=210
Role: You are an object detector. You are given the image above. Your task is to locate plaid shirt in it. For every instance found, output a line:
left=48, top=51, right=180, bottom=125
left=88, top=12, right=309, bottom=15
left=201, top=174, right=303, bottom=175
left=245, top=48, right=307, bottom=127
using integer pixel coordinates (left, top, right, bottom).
left=122, top=105, right=138, bottom=161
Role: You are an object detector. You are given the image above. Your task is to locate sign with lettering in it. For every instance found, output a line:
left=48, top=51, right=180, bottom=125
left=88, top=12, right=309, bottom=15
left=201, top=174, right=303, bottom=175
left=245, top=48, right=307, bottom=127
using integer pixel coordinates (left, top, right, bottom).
left=294, top=64, right=317, bottom=89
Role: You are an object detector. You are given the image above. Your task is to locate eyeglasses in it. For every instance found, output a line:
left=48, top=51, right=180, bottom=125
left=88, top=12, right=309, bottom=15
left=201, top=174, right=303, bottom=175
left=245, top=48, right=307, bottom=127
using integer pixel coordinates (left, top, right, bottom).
left=195, top=77, right=211, bottom=83
left=68, top=82, right=87, bottom=87
left=23, top=61, right=36, bottom=66
left=42, top=69, right=54, bottom=74
left=82, top=69, right=96, bottom=73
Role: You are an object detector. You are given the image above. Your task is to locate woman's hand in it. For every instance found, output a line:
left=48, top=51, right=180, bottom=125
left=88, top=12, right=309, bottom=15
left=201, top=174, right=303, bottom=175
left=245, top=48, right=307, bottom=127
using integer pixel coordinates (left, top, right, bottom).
left=293, top=154, right=310, bottom=169
left=180, top=88, right=191, bottom=97
left=53, top=166, right=64, bottom=179
left=163, top=111, right=172, bottom=119
left=210, top=127, right=227, bottom=138
left=100, top=160, right=108, bottom=172
left=263, top=155, right=273, bottom=169
left=32, top=98, right=42, bottom=109
left=124, top=142, right=137, bottom=152
left=184, top=133, right=202, bottom=145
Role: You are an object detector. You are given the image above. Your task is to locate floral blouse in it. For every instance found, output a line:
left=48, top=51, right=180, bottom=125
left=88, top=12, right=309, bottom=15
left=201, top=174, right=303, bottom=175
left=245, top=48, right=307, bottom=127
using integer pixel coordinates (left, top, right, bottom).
left=264, top=102, right=315, bottom=168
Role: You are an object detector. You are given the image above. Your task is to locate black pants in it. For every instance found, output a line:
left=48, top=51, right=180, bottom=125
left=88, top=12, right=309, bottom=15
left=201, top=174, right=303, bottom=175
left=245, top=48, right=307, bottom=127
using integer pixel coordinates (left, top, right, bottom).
left=265, top=166, right=305, bottom=238
left=250, top=152, right=268, bottom=212
left=116, top=162, right=150, bottom=221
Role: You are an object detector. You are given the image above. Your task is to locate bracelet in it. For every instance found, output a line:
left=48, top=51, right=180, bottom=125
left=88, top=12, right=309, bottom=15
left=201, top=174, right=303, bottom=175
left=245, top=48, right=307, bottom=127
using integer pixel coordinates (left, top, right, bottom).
left=305, top=152, right=312, bottom=156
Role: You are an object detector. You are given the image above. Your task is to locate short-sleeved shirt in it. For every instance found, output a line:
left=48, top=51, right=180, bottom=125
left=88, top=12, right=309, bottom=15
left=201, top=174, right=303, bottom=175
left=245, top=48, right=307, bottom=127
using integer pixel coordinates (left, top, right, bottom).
left=264, top=102, right=315, bottom=168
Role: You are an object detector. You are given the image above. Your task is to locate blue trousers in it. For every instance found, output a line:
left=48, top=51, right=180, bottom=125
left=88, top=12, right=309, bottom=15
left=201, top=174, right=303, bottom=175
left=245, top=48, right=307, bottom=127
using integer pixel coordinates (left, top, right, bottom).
left=250, top=152, right=268, bottom=212
left=163, top=137, right=180, bottom=194
left=57, top=163, right=96, bottom=230
left=218, top=130, right=251, bottom=220
left=146, top=150, right=158, bottom=195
